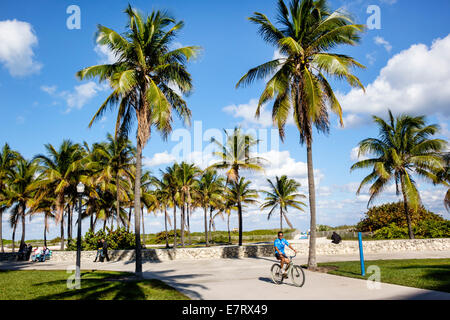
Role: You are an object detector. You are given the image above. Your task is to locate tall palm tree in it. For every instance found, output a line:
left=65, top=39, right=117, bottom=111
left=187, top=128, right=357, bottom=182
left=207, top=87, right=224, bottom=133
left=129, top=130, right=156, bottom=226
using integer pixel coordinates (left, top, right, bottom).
left=209, top=127, right=264, bottom=246
left=151, top=176, right=172, bottom=248
left=3, top=158, right=40, bottom=249
left=196, top=169, right=225, bottom=246
left=34, top=140, right=85, bottom=250
left=0, top=143, right=19, bottom=252
left=237, top=0, right=365, bottom=268
left=260, top=175, right=306, bottom=231
left=77, top=6, right=199, bottom=278
left=351, top=110, right=447, bottom=239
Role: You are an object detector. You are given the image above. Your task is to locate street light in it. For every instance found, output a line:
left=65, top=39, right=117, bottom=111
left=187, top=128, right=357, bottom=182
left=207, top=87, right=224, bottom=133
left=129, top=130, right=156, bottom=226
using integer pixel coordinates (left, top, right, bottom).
left=76, top=182, right=85, bottom=281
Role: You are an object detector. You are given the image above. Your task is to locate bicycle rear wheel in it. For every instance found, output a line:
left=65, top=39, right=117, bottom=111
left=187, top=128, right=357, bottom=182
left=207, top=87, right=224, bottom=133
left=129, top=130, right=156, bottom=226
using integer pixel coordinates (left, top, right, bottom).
left=290, top=265, right=305, bottom=287
left=271, top=264, right=284, bottom=284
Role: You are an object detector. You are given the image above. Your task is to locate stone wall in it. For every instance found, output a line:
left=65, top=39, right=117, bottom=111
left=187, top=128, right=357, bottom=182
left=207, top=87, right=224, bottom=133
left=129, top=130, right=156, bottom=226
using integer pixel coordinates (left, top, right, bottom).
left=2, top=238, right=449, bottom=263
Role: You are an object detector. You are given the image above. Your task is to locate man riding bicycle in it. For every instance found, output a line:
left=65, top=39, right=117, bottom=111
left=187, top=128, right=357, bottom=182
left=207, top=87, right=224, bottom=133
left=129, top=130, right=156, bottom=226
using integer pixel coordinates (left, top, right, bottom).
left=274, top=231, right=297, bottom=278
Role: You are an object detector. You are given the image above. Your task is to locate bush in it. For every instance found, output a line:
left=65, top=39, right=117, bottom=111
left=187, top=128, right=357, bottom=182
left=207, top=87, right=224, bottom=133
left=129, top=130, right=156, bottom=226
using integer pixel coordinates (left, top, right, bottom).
left=373, top=223, right=409, bottom=239
left=372, top=219, right=450, bottom=240
left=155, top=230, right=181, bottom=244
left=356, top=202, right=444, bottom=232
left=66, top=227, right=135, bottom=251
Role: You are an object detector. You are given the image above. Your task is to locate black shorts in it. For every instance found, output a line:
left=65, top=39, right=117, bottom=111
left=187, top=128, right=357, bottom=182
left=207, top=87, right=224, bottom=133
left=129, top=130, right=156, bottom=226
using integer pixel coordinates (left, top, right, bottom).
left=275, top=253, right=288, bottom=260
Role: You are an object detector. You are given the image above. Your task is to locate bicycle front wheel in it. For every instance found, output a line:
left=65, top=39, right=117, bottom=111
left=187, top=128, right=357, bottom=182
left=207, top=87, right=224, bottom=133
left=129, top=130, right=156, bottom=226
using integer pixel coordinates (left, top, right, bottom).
left=271, top=264, right=284, bottom=284
left=290, top=265, right=305, bottom=287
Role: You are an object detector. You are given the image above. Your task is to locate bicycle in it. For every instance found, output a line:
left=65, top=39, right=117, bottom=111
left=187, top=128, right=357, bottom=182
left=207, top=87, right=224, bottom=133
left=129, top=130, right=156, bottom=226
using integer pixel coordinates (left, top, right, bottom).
left=270, top=252, right=305, bottom=287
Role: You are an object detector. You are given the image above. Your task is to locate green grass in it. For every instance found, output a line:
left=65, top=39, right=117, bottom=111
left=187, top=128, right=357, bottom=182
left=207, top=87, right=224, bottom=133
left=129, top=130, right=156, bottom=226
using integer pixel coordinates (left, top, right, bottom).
left=0, top=270, right=190, bottom=300
left=318, top=258, right=450, bottom=293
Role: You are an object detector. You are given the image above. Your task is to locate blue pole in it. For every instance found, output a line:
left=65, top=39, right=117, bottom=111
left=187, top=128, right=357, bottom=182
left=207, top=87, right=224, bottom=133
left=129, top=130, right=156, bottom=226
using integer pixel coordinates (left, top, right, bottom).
left=358, top=232, right=365, bottom=276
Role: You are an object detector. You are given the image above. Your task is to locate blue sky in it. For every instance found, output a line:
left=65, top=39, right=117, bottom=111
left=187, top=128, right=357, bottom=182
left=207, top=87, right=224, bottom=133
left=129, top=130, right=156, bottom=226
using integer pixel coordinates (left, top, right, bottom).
left=1, top=0, right=449, bottom=240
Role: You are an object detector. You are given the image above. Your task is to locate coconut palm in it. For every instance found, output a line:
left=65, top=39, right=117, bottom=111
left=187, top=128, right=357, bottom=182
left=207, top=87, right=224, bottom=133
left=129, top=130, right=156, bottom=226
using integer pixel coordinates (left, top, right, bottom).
left=224, top=178, right=259, bottom=243
left=209, top=127, right=264, bottom=246
left=0, top=143, right=19, bottom=252
left=261, top=175, right=306, bottom=231
left=90, top=134, right=135, bottom=229
left=351, top=110, right=447, bottom=239
left=196, top=169, right=225, bottom=246
left=162, top=163, right=181, bottom=248
left=151, top=176, right=172, bottom=248
left=175, top=162, right=201, bottom=246
left=34, top=140, right=85, bottom=250
left=3, top=158, right=40, bottom=249
left=76, top=6, right=199, bottom=277
left=236, top=0, right=365, bottom=268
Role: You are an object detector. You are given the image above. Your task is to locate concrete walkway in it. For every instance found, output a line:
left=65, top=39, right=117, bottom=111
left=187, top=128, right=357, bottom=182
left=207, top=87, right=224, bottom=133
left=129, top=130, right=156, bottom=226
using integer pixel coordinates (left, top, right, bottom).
left=1, top=250, right=449, bottom=300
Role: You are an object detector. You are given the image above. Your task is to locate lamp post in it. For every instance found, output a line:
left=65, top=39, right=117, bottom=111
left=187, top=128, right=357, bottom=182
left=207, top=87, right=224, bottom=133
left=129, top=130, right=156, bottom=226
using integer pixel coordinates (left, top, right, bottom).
left=76, top=182, right=85, bottom=281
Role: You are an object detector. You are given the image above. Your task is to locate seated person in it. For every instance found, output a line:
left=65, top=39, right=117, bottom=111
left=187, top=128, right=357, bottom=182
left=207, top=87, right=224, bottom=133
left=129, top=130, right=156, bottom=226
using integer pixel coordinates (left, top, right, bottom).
left=331, top=232, right=342, bottom=244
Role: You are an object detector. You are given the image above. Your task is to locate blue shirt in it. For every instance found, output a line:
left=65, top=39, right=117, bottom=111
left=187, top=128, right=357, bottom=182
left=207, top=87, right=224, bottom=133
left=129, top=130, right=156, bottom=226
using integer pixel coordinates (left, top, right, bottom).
left=274, top=238, right=289, bottom=255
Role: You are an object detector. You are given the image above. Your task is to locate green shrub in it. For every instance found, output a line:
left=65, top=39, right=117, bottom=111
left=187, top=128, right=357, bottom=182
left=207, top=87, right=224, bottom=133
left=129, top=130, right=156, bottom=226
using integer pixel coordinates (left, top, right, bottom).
left=154, top=230, right=182, bottom=244
left=356, top=202, right=444, bottom=232
left=373, top=223, right=409, bottom=239
left=66, top=227, right=135, bottom=251
left=414, top=220, right=450, bottom=238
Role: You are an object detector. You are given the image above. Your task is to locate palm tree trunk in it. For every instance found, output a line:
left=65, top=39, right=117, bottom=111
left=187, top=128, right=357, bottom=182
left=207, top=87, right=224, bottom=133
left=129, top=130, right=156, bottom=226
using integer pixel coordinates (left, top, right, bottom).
left=401, top=179, right=415, bottom=239
left=20, top=203, right=26, bottom=249
left=187, top=205, right=192, bottom=245
left=181, top=203, right=185, bottom=247
left=90, top=214, right=93, bottom=232
left=44, top=214, right=48, bottom=247
left=12, top=222, right=16, bottom=252
left=103, top=219, right=106, bottom=232
left=0, top=210, right=3, bottom=253
left=209, top=207, right=213, bottom=244
left=134, top=141, right=143, bottom=278
left=116, top=173, right=120, bottom=230
left=173, top=197, right=177, bottom=249
left=227, top=213, right=231, bottom=244
left=283, top=212, right=294, bottom=230
left=204, top=206, right=209, bottom=246
left=306, top=141, right=317, bottom=270
left=141, top=207, right=146, bottom=248
left=127, top=207, right=132, bottom=232
left=164, top=208, right=169, bottom=249
left=237, top=200, right=243, bottom=246
left=60, top=215, right=65, bottom=251
left=280, top=207, right=283, bottom=232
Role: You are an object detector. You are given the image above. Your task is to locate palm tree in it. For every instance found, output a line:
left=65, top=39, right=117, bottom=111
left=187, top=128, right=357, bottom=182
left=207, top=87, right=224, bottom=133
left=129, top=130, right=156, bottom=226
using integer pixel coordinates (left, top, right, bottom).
left=196, top=169, right=225, bottom=246
left=351, top=110, right=447, bottom=239
left=76, top=6, right=199, bottom=278
left=0, top=143, right=19, bottom=252
left=261, top=175, right=306, bottom=231
left=90, top=134, right=135, bottom=230
left=151, top=176, right=172, bottom=248
left=34, top=140, right=85, bottom=250
left=209, top=127, right=264, bottom=246
left=3, top=158, right=40, bottom=249
left=176, top=162, right=201, bottom=247
left=224, top=177, right=259, bottom=243
left=237, top=0, right=365, bottom=268
left=162, top=163, right=181, bottom=249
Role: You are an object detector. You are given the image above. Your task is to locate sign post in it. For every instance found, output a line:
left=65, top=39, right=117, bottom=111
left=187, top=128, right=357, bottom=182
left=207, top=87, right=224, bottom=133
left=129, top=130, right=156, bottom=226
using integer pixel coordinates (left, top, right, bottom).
left=358, top=232, right=365, bottom=276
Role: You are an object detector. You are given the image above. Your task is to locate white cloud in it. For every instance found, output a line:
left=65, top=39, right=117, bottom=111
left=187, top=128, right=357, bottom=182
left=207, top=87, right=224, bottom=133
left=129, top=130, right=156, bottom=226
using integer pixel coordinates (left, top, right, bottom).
left=41, top=82, right=108, bottom=112
left=338, top=34, right=450, bottom=127
left=365, top=52, right=376, bottom=65
left=94, top=44, right=119, bottom=64
left=143, top=151, right=176, bottom=167
left=374, top=36, right=392, bottom=52
left=0, top=19, right=42, bottom=77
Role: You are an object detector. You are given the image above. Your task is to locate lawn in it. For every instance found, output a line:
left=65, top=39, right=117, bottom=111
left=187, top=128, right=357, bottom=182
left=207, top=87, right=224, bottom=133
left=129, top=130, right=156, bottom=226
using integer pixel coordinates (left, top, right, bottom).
left=0, top=270, right=190, bottom=300
left=318, top=258, right=450, bottom=293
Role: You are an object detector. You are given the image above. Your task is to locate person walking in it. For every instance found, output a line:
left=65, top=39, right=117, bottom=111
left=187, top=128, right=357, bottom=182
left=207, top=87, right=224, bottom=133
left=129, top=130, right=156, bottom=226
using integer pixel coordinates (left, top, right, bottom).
left=101, top=238, right=110, bottom=262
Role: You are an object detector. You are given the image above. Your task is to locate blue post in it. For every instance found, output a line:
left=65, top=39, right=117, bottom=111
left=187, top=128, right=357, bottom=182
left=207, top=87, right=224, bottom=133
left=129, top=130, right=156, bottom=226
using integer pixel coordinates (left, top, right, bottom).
left=358, top=232, right=365, bottom=276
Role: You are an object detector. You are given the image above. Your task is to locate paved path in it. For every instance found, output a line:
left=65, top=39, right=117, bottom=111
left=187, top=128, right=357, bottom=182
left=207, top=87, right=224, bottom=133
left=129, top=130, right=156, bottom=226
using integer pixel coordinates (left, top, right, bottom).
left=1, top=251, right=449, bottom=300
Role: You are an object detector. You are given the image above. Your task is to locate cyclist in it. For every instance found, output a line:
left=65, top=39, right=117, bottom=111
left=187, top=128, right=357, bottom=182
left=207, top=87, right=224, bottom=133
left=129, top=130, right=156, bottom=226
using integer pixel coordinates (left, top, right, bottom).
left=274, top=231, right=297, bottom=278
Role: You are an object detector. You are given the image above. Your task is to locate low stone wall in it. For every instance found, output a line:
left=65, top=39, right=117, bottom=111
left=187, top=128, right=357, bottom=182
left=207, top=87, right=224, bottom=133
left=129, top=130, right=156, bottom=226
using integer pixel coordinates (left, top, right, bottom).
left=2, top=238, right=449, bottom=263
